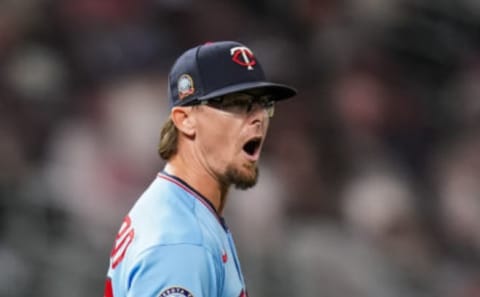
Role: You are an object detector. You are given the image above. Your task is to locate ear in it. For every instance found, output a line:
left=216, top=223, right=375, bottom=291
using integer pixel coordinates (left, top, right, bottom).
left=171, top=107, right=196, bottom=137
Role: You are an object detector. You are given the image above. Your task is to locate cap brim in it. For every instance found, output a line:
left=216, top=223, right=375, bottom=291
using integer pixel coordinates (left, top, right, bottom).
left=197, top=81, right=297, bottom=102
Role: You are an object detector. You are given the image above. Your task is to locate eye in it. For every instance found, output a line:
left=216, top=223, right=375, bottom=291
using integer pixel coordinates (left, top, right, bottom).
left=221, top=99, right=251, bottom=113
left=213, top=94, right=252, bottom=112
left=203, top=93, right=275, bottom=116
left=258, top=98, right=272, bottom=108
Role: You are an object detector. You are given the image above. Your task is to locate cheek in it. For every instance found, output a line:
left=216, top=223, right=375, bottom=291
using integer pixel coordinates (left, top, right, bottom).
left=198, top=118, right=240, bottom=158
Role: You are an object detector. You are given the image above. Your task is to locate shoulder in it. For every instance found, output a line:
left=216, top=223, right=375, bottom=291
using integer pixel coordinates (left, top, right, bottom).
left=106, top=176, right=228, bottom=295
left=127, top=176, right=224, bottom=256
left=129, top=177, right=202, bottom=248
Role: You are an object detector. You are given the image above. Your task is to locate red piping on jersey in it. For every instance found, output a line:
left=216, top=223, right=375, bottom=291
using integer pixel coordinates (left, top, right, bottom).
left=157, top=172, right=226, bottom=229
left=104, top=277, right=113, bottom=297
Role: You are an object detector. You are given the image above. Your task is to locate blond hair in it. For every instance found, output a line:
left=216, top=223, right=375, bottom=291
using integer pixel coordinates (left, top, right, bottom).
left=158, top=118, right=178, bottom=160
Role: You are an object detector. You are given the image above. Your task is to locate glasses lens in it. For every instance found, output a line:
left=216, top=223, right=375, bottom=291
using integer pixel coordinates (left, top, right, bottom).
left=264, top=101, right=275, bottom=117
left=205, top=93, right=275, bottom=117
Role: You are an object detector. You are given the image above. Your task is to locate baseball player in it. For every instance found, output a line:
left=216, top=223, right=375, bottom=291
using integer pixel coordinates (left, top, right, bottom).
left=104, top=40, right=297, bottom=297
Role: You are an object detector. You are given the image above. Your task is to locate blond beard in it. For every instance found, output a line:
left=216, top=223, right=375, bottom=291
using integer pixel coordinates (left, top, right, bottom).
left=221, top=163, right=259, bottom=190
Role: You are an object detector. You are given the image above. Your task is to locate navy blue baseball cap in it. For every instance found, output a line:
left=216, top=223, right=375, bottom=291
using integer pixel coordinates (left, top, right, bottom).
left=168, top=41, right=297, bottom=107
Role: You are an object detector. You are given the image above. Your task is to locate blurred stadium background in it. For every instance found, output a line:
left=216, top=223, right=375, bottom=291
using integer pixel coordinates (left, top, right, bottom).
left=1, top=0, right=480, bottom=296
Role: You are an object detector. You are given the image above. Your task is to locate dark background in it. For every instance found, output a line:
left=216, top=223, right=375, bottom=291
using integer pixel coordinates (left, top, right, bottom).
left=1, top=0, right=480, bottom=296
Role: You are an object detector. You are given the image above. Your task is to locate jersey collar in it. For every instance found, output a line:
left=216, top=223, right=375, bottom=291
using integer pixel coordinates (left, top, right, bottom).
left=158, top=171, right=228, bottom=231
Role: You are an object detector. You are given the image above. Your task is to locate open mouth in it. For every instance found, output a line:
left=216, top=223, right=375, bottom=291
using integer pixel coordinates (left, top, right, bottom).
left=243, top=137, right=262, bottom=157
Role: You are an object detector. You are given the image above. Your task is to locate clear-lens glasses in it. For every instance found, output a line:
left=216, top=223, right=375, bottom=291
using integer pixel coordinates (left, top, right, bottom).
left=200, top=93, right=275, bottom=118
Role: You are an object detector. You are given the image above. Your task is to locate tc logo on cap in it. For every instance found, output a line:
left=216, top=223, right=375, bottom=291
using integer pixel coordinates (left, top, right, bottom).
left=230, top=46, right=256, bottom=70
left=178, top=74, right=195, bottom=100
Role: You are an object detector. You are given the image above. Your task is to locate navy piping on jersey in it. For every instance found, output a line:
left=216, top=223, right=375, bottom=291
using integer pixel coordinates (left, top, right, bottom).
left=158, top=171, right=229, bottom=231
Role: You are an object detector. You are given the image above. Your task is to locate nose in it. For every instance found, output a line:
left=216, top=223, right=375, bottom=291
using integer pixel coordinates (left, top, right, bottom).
left=248, top=105, right=268, bottom=127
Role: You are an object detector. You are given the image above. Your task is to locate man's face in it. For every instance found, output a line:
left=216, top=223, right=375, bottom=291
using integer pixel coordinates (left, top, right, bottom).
left=193, top=93, right=273, bottom=189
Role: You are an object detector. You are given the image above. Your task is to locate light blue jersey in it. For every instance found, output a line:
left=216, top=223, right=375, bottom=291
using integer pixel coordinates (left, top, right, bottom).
left=104, top=172, right=248, bottom=297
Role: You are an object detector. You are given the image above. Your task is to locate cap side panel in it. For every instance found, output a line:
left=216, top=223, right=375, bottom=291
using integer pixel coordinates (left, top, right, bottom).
left=195, top=44, right=206, bottom=102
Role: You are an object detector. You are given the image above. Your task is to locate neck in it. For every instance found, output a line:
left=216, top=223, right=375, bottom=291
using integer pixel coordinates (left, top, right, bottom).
left=164, top=156, right=229, bottom=214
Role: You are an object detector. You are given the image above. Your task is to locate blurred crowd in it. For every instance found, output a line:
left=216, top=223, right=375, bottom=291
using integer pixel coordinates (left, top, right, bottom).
left=1, top=0, right=480, bottom=296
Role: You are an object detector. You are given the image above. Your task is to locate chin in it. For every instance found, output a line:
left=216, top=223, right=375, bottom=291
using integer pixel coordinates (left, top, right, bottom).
left=222, top=163, right=259, bottom=190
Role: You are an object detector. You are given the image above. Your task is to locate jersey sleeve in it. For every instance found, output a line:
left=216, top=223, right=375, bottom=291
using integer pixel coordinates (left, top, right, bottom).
left=126, top=244, right=223, bottom=297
